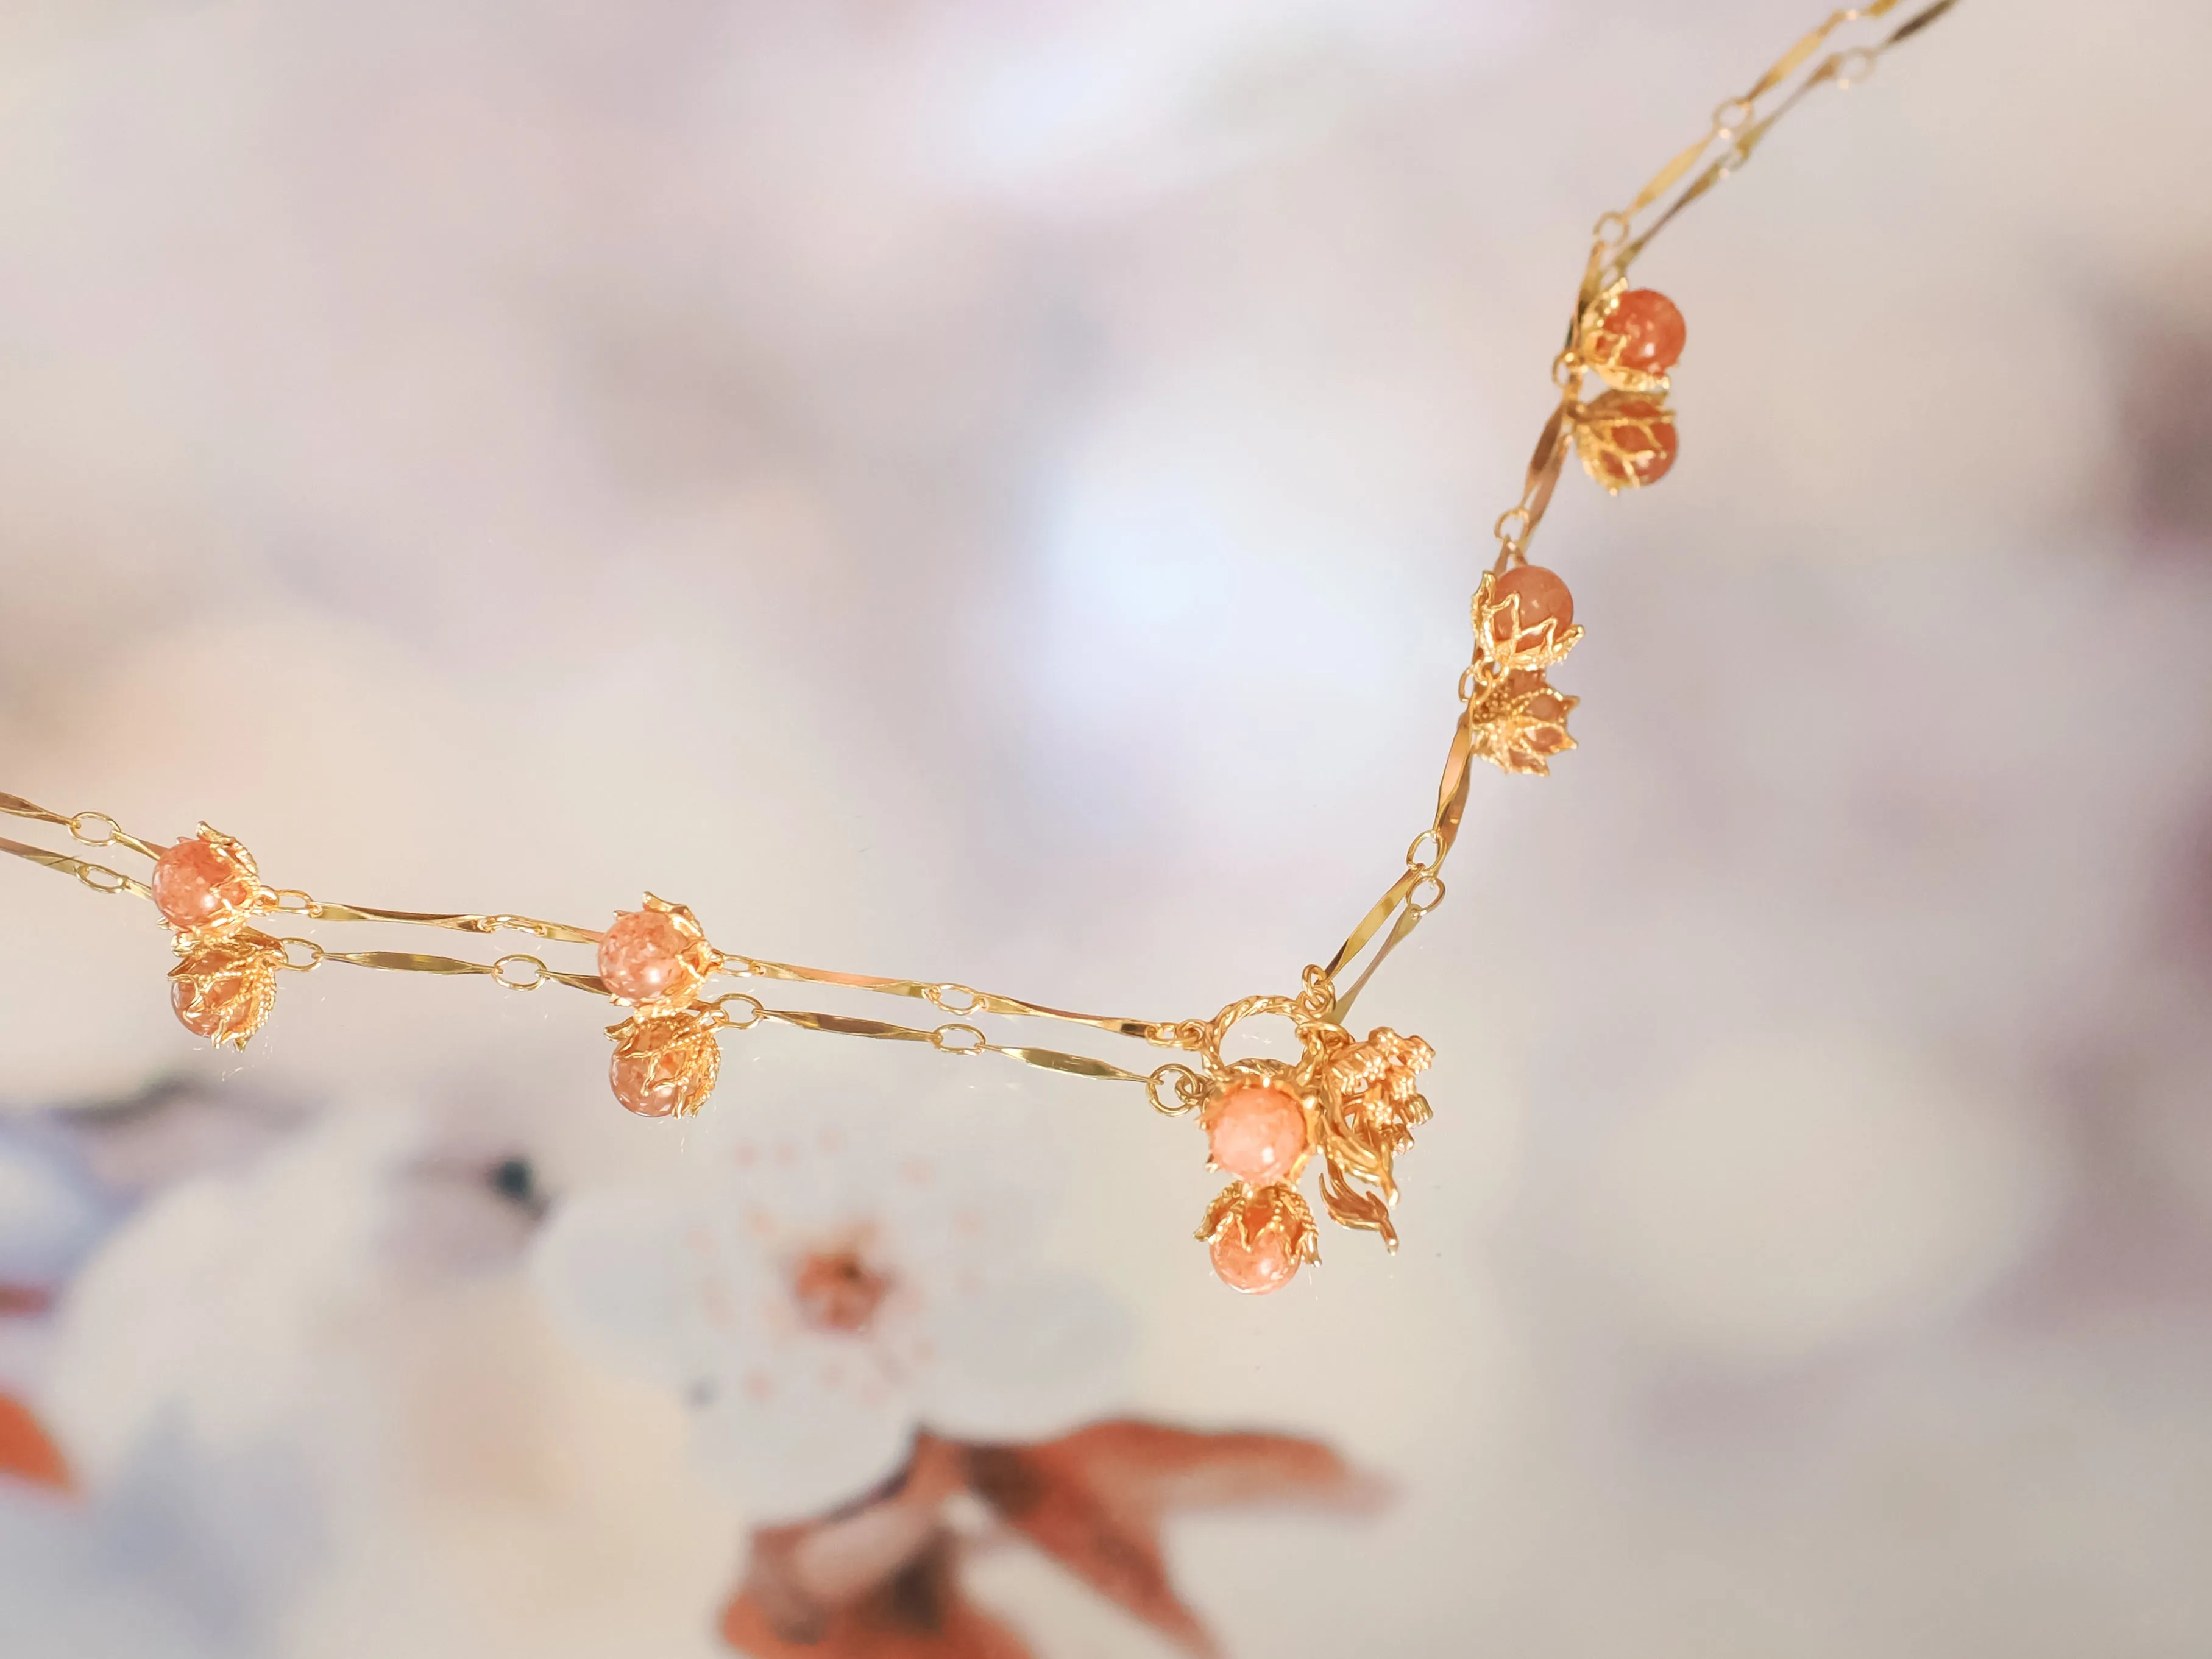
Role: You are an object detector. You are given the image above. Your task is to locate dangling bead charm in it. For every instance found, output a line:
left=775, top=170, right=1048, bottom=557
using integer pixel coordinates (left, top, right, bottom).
left=149, top=826, right=285, bottom=1048
left=598, top=895, right=728, bottom=1118
left=169, top=935, right=282, bottom=1049
left=608, top=1006, right=725, bottom=1117
left=1199, top=1182, right=1319, bottom=1295
left=1574, top=391, right=1678, bottom=491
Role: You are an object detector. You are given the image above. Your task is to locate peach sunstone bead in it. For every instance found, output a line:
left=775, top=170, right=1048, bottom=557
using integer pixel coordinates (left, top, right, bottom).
left=1211, top=1221, right=1300, bottom=1296
left=1489, top=565, right=1575, bottom=646
left=598, top=908, right=706, bottom=1005
left=1206, top=1084, right=1310, bottom=1186
left=1595, top=288, right=1687, bottom=375
left=151, top=837, right=258, bottom=932
left=1207, top=1185, right=1316, bottom=1296
left=1583, top=391, right=1678, bottom=488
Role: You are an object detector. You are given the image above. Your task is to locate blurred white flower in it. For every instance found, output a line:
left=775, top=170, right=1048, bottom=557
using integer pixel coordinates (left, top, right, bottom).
left=531, top=1056, right=1130, bottom=1524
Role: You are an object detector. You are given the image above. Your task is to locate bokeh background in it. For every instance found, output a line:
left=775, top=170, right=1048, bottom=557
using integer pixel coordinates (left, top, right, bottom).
left=4, top=1, right=2211, bottom=1654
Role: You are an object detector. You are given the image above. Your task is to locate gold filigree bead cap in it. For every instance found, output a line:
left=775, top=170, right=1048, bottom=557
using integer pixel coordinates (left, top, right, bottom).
left=1590, top=288, right=1686, bottom=375
left=1575, top=391, right=1679, bottom=490
left=1487, top=565, right=1575, bottom=650
left=168, top=935, right=280, bottom=1049
left=1199, top=1182, right=1319, bottom=1296
left=608, top=1007, right=723, bottom=1118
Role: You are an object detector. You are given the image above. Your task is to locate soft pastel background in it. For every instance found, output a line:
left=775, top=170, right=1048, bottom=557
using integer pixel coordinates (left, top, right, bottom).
left=4, top=1, right=2211, bottom=1654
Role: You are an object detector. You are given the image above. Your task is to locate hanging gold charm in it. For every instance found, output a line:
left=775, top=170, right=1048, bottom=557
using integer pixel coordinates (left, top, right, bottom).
left=1464, top=568, right=1582, bottom=775
left=1197, top=1181, right=1321, bottom=1296
left=607, top=1005, right=726, bottom=1119
left=1573, top=390, right=1679, bottom=492
left=168, top=931, right=284, bottom=1049
left=597, top=895, right=732, bottom=1117
left=1313, top=1027, right=1434, bottom=1248
left=1170, top=983, right=1436, bottom=1292
left=147, top=826, right=291, bottom=1046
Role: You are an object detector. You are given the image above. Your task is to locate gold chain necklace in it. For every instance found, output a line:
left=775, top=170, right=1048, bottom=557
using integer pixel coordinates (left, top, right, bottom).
left=0, top=1, right=1958, bottom=1294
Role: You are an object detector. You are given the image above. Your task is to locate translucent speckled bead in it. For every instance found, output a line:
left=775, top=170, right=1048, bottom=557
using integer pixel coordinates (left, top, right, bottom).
left=151, top=836, right=257, bottom=933
left=1205, top=1084, right=1310, bottom=1186
left=1590, top=288, right=1686, bottom=375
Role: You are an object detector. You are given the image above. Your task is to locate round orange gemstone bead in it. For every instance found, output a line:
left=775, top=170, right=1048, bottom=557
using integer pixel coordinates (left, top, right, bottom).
left=599, top=909, right=704, bottom=1005
left=1595, top=288, right=1686, bottom=374
left=1206, top=1184, right=1316, bottom=1296
left=611, top=1044, right=692, bottom=1116
left=151, top=837, right=257, bottom=932
left=1583, top=392, right=1678, bottom=488
left=1490, top=565, right=1575, bottom=645
left=1207, top=1084, right=1309, bottom=1186
left=1210, top=1209, right=1302, bottom=1296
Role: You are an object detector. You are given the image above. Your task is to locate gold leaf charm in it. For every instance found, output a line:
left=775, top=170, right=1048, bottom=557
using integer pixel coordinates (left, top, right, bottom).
left=608, top=1006, right=724, bottom=1119
left=1573, top=389, right=1678, bottom=493
left=1314, top=1024, right=1435, bottom=1253
left=1317, top=1159, right=1398, bottom=1250
left=1197, top=1181, right=1320, bottom=1296
left=168, top=932, right=282, bottom=1050
left=1466, top=668, right=1578, bottom=776
left=1326, top=1028, right=1434, bottom=1169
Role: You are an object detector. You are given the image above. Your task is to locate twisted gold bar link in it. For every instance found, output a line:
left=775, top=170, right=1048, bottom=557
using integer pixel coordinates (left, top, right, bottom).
left=726, top=955, right=1173, bottom=1044
left=0, top=834, right=152, bottom=900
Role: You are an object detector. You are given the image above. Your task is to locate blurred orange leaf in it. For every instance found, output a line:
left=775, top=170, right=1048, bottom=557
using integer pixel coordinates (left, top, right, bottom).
left=723, top=1535, right=1029, bottom=1659
left=966, top=1421, right=1377, bottom=1657
left=0, top=1392, right=73, bottom=1492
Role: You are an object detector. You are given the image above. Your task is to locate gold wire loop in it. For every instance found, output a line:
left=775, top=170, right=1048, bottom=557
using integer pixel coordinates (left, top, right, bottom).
left=929, top=1022, right=987, bottom=1055
left=714, top=992, right=765, bottom=1029
left=76, top=863, right=128, bottom=894
left=1590, top=210, right=1631, bottom=247
left=270, top=889, right=319, bottom=914
left=67, top=812, right=121, bottom=847
left=492, top=954, right=548, bottom=991
left=927, top=982, right=981, bottom=1015
left=1147, top=1063, right=1206, bottom=1117
left=1405, top=829, right=1445, bottom=874
left=1834, top=46, right=1877, bottom=87
left=1712, top=96, right=1754, bottom=133
left=275, top=938, right=325, bottom=971
left=1292, top=963, right=1337, bottom=1021
left=1193, top=994, right=1303, bottom=1072
left=1406, top=875, right=1446, bottom=915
